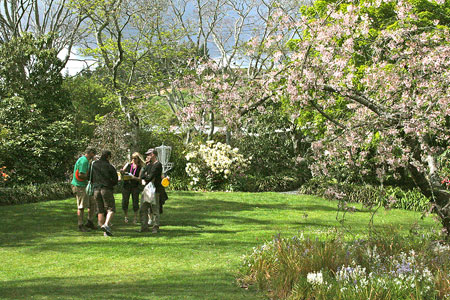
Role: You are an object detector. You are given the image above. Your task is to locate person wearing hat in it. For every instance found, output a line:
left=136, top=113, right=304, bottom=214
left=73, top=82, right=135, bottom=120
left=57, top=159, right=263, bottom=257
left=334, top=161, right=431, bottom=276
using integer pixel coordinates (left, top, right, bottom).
left=139, top=148, right=165, bottom=233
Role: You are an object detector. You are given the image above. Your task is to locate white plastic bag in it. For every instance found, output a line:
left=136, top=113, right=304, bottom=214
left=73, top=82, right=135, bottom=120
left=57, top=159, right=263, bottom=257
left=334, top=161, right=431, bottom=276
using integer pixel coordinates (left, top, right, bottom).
left=142, top=182, right=156, bottom=204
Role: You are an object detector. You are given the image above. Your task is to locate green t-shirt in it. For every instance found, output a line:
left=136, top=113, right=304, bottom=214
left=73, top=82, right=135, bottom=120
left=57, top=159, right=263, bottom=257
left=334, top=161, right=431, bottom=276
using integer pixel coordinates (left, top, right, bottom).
left=71, top=156, right=89, bottom=187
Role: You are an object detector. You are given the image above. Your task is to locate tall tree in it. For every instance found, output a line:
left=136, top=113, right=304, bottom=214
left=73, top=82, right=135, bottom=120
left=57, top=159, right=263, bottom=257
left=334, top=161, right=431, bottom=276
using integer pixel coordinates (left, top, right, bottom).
left=0, top=0, right=87, bottom=70
left=73, top=0, right=198, bottom=152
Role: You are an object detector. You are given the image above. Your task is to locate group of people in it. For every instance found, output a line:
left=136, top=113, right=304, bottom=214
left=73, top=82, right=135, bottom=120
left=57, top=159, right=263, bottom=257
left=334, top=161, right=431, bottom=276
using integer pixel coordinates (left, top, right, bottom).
left=71, top=147, right=168, bottom=237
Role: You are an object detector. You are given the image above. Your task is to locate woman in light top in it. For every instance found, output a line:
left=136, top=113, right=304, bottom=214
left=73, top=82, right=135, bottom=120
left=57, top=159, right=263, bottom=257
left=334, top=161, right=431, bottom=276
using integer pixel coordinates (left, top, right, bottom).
left=120, top=152, right=145, bottom=223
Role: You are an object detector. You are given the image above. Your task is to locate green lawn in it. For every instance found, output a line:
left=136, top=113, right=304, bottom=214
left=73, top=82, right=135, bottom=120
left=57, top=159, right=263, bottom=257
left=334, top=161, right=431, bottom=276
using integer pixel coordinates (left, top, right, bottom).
left=0, top=191, right=438, bottom=300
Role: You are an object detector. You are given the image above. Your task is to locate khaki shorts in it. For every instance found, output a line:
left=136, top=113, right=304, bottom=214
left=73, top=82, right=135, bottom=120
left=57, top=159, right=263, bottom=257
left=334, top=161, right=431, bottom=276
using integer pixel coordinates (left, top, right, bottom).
left=94, top=188, right=116, bottom=214
left=72, top=185, right=89, bottom=210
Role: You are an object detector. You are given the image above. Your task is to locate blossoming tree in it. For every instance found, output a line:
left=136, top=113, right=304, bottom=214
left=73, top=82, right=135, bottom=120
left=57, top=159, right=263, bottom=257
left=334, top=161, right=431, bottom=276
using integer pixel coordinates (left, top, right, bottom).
left=177, top=0, right=304, bottom=141
left=274, top=0, right=450, bottom=233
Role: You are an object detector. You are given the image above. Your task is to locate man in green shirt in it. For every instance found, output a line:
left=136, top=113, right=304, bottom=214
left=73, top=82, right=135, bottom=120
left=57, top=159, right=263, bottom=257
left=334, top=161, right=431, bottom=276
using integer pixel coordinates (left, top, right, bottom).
left=71, top=148, right=97, bottom=232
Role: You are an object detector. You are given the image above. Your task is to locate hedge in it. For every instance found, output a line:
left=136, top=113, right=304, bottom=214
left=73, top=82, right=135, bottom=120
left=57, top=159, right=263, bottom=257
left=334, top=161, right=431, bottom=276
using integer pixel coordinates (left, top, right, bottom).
left=0, top=182, right=74, bottom=205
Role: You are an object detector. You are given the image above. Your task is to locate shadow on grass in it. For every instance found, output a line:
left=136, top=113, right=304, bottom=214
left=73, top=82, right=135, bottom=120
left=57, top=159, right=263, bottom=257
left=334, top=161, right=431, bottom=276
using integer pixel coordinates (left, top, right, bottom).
left=0, top=270, right=263, bottom=300
left=0, top=193, right=339, bottom=247
left=0, top=191, right=374, bottom=249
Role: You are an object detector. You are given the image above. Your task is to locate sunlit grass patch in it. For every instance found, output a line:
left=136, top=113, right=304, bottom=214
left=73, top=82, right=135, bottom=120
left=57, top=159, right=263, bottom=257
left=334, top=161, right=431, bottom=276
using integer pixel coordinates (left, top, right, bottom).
left=0, top=191, right=439, bottom=299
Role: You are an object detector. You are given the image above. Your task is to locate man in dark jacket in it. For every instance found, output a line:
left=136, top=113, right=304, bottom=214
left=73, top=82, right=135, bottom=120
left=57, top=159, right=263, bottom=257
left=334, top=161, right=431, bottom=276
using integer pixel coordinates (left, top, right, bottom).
left=91, top=150, right=118, bottom=236
left=139, top=148, right=165, bottom=233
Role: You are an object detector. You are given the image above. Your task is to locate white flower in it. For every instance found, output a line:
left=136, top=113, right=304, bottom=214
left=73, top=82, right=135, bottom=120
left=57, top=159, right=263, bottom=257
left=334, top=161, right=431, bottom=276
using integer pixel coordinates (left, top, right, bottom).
left=307, top=272, right=324, bottom=285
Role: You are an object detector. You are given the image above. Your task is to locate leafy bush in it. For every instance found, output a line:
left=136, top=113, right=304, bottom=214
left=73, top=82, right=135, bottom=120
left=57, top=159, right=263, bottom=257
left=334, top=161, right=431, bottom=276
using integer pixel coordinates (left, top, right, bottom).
left=300, top=177, right=430, bottom=211
left=0, top=182, right=73, bottom=205
left=185, top=141, right=250, bottom=191
left=233, top=174, right=302, bottom=192
left=239, top=228, right=450, bottom=300
left=166, top=176, right=191, bottom=191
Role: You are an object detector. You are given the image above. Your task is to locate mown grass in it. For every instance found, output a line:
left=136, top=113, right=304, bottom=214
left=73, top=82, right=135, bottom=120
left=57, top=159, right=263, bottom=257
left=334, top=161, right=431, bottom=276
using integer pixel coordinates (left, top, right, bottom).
left=0, top=191, right=439, bottom=300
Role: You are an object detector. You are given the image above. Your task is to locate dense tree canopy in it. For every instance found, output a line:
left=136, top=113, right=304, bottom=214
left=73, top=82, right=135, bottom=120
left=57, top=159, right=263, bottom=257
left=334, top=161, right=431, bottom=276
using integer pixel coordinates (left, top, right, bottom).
left=0, top=34, right=78, bottom=183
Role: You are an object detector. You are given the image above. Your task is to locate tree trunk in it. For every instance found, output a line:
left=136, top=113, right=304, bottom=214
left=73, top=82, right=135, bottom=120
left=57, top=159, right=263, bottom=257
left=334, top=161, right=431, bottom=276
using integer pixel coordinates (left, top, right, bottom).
left=405, top=135, right=450, bottom=235
left=208, top=111, right=214, bottom=140
left=226, top=127, right=231, bottom=145
left=118, top=94, right=140, bottom=153
left=184, top=127, right=192, bottom=145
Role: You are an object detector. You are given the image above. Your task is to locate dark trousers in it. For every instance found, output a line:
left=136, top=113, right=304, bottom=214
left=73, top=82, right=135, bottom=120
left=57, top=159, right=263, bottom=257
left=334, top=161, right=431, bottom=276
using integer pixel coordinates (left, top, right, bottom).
left=122, top=186, right=140, bottom=212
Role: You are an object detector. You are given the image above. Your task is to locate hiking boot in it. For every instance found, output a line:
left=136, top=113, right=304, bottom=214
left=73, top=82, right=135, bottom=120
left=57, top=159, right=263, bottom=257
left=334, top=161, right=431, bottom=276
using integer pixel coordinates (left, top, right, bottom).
left=101, top=224, right=113, bottom=236
left=78, top=224, right=90, bottom=232
left=152, top=226, right=159, bottom=234
left=85, top=219, right=96, bottom=230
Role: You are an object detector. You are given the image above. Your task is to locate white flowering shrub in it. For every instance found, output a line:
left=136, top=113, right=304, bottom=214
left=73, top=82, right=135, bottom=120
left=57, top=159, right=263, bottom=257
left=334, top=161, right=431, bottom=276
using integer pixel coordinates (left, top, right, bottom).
left=185, top=141, right=250, bottom=190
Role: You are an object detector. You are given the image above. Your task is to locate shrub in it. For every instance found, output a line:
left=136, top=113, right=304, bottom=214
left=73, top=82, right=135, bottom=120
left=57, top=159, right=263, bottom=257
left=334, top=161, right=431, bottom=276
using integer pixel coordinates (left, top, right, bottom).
left=166, top=176, right=191, bottom=191
left=0, top=182, right=73, bottom=205
left=233, top=174, right=302, bottom=192
left=185, top=141, right=250, bottom=191
left=239, top=228, right=450, bottom=300
left=300, top=177, right=430, bottom=211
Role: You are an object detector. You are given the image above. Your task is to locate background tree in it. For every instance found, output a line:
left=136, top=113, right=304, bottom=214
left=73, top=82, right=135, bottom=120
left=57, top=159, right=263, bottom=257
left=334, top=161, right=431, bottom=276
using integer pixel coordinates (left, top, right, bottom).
left=174, top=0, right=306, bottom=143
left=0, top=0, right=87, bottom=69
left=72, top=0, right=199, bottom=155
left=0, top=34, right=77, bottom=184
left=63, top=71, right=116, bottom=141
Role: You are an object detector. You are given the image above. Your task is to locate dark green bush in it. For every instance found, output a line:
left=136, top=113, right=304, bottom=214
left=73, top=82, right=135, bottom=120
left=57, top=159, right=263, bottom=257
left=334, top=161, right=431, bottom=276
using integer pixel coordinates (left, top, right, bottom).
left=165, top=176, right=190, bottom=191
left=300, top=177, right=430, bottom=211
left=0, top=182, right=73, bottom=205
left=233, top=174, right=303, bottom=192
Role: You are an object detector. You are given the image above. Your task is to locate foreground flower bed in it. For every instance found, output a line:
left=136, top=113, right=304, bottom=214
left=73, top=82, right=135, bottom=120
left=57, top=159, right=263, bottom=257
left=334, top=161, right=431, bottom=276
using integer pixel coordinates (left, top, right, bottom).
left=239, top=229, right=450, bottom=300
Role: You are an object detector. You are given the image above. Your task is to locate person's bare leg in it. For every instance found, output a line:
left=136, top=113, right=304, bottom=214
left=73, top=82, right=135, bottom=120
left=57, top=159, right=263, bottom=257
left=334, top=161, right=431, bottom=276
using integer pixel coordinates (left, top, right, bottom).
left=105, top=211, right=114, bottom=227
left=77, top=209, right=84, bottom=226
left=98, top=213, right=106, bottom=227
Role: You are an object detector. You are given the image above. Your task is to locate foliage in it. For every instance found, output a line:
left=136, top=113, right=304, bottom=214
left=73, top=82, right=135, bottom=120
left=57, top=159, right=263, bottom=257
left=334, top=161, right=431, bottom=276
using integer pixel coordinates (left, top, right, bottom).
left=185, top=141, right=250, bottom=191
left=240, top=228, right=450, bottom=300
left=0, top=34, right=79, bottom=185
left=233, top=174, right=302, bottom=193
left=0, top=182, right=73, bottom=205
left=71, top=0, right=202, bottom=151
left=165, top=176, right=191, bottom=191
left=0, top=33, right=69, bottom=119
left=267, top=0, right=450, bottom=232
left=300, top=178, right=430, bottom=212
left=62, top=72, right=114, bottom=141
left=235, top=101, right=309, bottom=177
